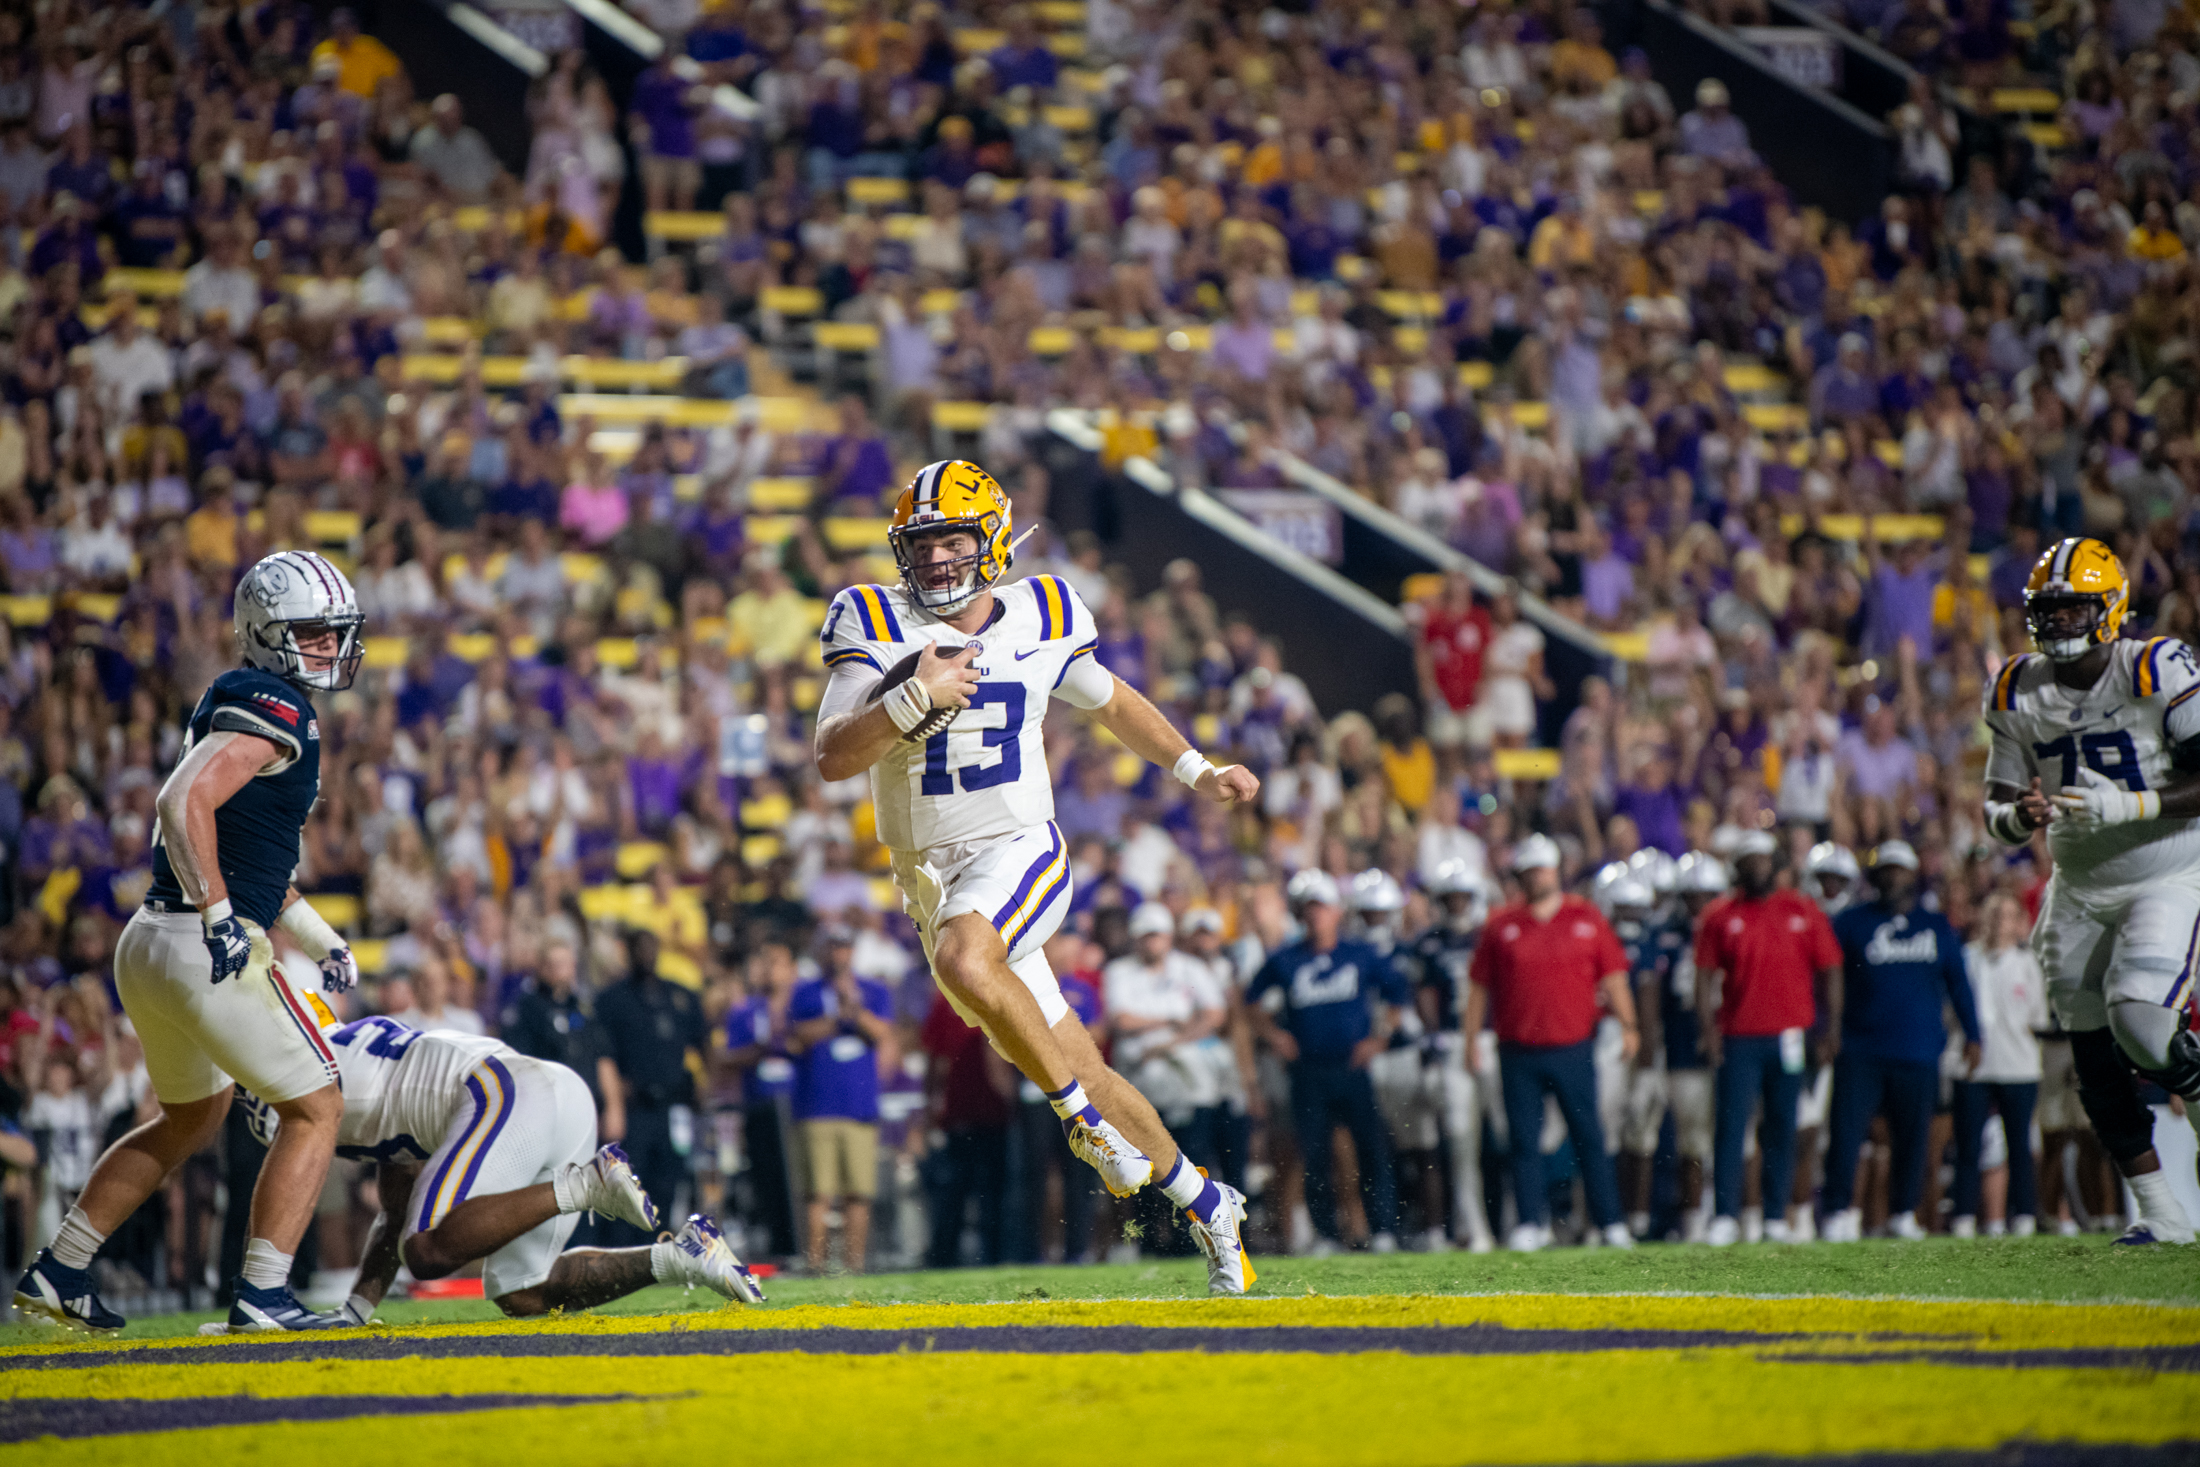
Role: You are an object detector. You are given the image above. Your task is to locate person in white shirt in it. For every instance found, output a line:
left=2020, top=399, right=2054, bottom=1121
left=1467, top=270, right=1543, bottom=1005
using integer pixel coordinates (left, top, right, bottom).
left=1103, top=903, right=1227, bottom=1138
left=1952, top=892, right=2048, bottom=1238
left=86, top=300, right=174, bottom=428
left=181, top=231, right=261, bottom=327
left=384, top=954, right=486, bottom=1037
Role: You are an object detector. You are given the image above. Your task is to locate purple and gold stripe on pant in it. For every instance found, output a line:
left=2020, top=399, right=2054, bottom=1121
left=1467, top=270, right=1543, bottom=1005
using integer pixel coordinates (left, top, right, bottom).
left=990, top=823, right=1069, bottom=954
left=418, top=1057, right=516, bottom=1234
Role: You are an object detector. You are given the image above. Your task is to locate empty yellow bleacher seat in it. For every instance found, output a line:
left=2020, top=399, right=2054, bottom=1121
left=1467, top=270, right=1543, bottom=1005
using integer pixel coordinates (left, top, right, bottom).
left=814, top=321, right=882, bottom=350
left=1401, top=573, right=1446, bottom=603
left=1722, top=362, right=1782, bottom=394
left=1992, top=87, right=2062, bottom=113
left=1494, top=749, right=1562, bottom=780
left=351, top=939, right=390, bottom=975
left=932, top=401, right=992, bottom=432
left=1743, top=403, right=1810, bottom=433
left=615, top=842, right=671, bottom=880
left=106, top=267, right=187, bottom=298
left=1100, top=327, right=1161, bottom=353
left=1029, top=326, right=1077, bottom=354
left=1776, top=513, right=1944, bottom=541
left=954, top=27, right=1006, bottom=50
left=644, top=211, right=723, bottom=242
left=1395, top=326, right=1428, bottom=356
left=822, top=518, right=890, bottom=553
left=420, top=317, right=479, bottom=347
left=1458, top=361, right=1495, bottom=390
left=0, top=596, right=52, bottom=627
left=558, top=394, right=739, bottom=429
left=741, top=793, right=794, bottom=829
left=595, top=637, right=643, bottom=670
left=1035, top=0, right=1086, bottom=21
left=740, top=834, right=784, bottom=867
left=847, top=177, right=911, bottom=207
left=1043, top=105, right=1093, bottom=131
left=761, top=286, right=825, bottom=316
left=747, top=515, right=802, bottom=546
left=920, top=288, right=965, bottom=315
left=749, top=478, right=815, bottom=512
left=362, top=637, right=409, bottom=670
left=306, top=510, right=363, bottom=545
left=560, top=553, right=608, bottom=584
left=562, top=357, right=690, bottom=390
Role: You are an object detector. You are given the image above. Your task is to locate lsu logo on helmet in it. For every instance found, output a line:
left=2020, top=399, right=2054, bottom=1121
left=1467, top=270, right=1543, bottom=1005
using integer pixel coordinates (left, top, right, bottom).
left=2025, top=537, right=2129, bottom=661
left=889, top=460, right=1014, bottom=616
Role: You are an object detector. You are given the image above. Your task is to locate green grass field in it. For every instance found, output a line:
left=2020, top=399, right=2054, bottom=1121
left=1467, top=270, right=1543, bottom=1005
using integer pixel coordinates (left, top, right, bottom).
left=12, top=1233, right=2196, bottom=1344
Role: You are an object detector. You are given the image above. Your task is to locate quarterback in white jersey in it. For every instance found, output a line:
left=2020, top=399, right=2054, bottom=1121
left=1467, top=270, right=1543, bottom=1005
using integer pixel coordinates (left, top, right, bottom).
left=1982, top=536, right=2200, bottom=1243
left=245, top=1000, right=763, bottom=1319
left=815, top=459, right=1261, bottom=1293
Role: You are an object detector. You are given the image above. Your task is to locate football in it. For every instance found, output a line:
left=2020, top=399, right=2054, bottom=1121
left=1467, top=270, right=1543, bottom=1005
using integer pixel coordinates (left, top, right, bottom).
left=868, top=648, right=961, bottom=741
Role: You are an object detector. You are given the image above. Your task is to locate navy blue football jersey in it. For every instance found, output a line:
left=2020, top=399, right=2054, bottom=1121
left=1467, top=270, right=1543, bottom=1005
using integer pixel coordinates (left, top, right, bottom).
left=147, top=667, right=320, bottom=928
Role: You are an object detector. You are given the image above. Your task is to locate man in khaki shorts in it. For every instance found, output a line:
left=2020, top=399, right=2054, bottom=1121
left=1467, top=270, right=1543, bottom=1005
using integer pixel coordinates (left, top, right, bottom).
left=786, top=929, right=896, bottom=1273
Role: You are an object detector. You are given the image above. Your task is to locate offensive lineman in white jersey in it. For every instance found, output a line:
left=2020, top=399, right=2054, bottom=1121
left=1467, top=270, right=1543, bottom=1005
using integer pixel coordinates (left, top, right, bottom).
left=243, top=1003, right=764, bottom=1321
left=814, top=460, right=1261, bottom=1293
left=1982, top=537, right=2200, bottom=1243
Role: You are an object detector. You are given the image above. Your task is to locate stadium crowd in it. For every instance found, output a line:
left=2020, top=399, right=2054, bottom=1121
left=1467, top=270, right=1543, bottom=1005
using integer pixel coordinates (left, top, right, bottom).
left=2, top=0, right=2199, bottom=1303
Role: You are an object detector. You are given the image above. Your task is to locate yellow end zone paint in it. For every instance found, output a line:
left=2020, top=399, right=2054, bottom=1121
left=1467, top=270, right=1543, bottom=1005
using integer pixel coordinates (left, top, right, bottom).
left=6, top=1352, right=2197, bottom=1467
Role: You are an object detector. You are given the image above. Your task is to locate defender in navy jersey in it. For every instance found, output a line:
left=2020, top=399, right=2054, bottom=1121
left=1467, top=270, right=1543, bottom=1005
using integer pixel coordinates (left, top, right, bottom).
left=16, top=552, right=366, bottom=1335
left=1395, top=859, right=1496, bottom=1251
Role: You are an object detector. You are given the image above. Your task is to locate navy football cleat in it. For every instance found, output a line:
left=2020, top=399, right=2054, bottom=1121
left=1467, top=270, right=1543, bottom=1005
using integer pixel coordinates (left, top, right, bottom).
left=218, top=1280, right=346, bottom=1332
left=14, top=1249, right=125, bottom=1332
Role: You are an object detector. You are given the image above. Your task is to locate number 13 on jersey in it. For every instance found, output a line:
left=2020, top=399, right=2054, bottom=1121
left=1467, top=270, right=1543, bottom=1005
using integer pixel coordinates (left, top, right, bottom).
left=923, top=682, right=1025, bottom=795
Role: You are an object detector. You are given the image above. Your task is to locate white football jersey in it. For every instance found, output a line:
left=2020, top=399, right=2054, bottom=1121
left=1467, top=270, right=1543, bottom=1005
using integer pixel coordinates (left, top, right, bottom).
left=821, top=576, right=1104, bottom=854
left=323, top=1016, right=518, bottom=1164
left=1983, top=637, right=2200, bottom=891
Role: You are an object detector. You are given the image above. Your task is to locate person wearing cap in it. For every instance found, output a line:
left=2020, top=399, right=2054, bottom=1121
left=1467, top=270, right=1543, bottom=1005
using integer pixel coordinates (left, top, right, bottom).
left=1466, top=834, right=1638, bottom=1251
left=1695, top=828, right=1843, bottom=1246
left=1104, top=903, right=1227, bottom=1245
left=1820, top=843, right=1979, bottom=1242
left=1248, top=870, right=1412, bottom=1253
left=1176, top=905, right=1255, bottom=1195
left=1678, top=76, right=1751, bottom=165
left=784, top=927, right=897, bottom=1274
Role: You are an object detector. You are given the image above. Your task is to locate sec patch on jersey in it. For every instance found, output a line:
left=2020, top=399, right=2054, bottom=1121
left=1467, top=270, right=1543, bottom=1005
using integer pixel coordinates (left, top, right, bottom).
left=867, top=649, right=964, bottom=742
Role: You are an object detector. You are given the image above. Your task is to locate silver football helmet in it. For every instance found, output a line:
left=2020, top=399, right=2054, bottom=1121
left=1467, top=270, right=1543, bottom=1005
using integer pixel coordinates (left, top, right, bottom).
left=234, top=551, right=364, bottom=691
left=1426, top=858, right=1489, bottom=932
left=1803, top=841, right=1862, bottom=914
left=1348, top=868, right=1408, bottom=915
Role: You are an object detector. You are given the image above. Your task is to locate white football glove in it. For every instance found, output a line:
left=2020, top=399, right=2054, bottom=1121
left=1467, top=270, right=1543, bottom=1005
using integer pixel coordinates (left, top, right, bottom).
left=319, top=945, right=361, bottom=995
left=2052, top=766, right=2160, bottom=830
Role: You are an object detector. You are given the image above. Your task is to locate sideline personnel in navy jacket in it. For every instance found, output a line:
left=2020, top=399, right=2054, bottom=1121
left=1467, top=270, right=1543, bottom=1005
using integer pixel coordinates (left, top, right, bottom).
left=1821, top=841, right=1981, bottom=1240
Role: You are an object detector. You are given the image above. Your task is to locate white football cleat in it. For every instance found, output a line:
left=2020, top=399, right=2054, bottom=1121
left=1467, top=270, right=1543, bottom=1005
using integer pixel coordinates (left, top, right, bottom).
left=1821, top=1208, right=1862, bottom=1244
left=1507, top=1223, right=1549, bottom=1253
left=1185, top=1173, right=1256, bottom=1296
left=1065, top=1117, right=1153, bottom=1198
left=1887, top=1213, right=1928, bottom=1241
left=1949, top=1215, right=1978, bottom=1239
left=1763, top=1220, right=1794, bottom=1245
left=662, top=1214, right=766, bottom=1304
left=1599, top=1222, right=1635, bottom=1250
left=1368, top=1231, right=1399, bottom=1254
left=1704, top=1216, right=1740, bottom=1247
left=562, top=1144, right=659, bottom=1231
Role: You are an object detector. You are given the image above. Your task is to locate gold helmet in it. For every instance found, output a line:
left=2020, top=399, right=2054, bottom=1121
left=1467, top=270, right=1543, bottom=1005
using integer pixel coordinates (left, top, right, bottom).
left=2024, top=537, right=2129, bottom=661
left=889, top=459, right=1014, bottom=616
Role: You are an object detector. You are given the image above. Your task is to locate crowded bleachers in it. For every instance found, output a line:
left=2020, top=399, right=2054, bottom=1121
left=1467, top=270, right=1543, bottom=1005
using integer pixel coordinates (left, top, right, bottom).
left=2, top=0, right=2198, bottom=1304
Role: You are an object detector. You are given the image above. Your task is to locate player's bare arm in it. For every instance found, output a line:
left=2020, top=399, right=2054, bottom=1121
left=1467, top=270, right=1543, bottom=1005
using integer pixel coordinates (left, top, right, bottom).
left=347, top=1162, right=420, bottom=1317
left=1088, top=673, right=1260, bottom=804
left=816, top=641, right=980, bottom=781
left=153, top=728, right=283, bottom=911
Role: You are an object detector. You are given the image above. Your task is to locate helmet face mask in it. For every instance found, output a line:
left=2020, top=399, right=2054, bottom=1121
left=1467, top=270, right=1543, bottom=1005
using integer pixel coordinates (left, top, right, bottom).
left=2024, top=538, right=2128, bottom=662
left=235, top=552, right=365, bottom=691
left=891, top=460, right=1014, bottom=617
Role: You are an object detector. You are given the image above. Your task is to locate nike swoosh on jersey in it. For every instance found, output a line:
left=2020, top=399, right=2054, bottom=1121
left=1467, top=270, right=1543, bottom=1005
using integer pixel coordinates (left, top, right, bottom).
left=1014, top=649, right=1043, bottom=660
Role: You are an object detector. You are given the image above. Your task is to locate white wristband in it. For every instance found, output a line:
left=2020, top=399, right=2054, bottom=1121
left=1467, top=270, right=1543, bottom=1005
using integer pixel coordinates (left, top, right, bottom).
left=884, top=677, right=933, bottom=735
left=278, top=898, right=345, bottom=962
left=1173, top=749, right=1217, bottom=789
left=201, top=898, right=233, bottom=932
left=1984, top=800, right=2032, bottom=845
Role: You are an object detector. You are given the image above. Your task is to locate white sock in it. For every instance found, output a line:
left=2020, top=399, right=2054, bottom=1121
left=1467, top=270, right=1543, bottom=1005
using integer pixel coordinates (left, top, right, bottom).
left=2130, top=1170, right=2191, bottom=1227
left=241, top=1237, right=293, bottom=1291
left=1157, top=1154, right=1202, bottom=1208
left=50, top=1205, right=106, bottom=1271
left=552, top=1163, right=583, bottom=1214
left=649, top=1239, right=681, bottom=1282
left=1044, top=1080, right=1101, bottom=1125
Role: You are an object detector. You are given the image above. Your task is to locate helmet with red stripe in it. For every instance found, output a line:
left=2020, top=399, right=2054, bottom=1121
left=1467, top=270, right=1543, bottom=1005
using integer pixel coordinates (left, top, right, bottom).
left=234, top=551, right=365, bottom=691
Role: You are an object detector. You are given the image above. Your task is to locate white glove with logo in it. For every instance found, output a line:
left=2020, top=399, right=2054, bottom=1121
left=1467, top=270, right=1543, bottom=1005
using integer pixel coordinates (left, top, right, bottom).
left=2053, top=766, right=2160, bottom=830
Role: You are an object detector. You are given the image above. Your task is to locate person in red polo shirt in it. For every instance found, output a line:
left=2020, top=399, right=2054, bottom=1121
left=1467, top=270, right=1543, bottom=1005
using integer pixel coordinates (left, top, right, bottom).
left=1417, top=571, right=1492, bottom=749
left=1693, top=829, right=1843, bottom=1246
left=1466, top=833, right=1639, bottom=1251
